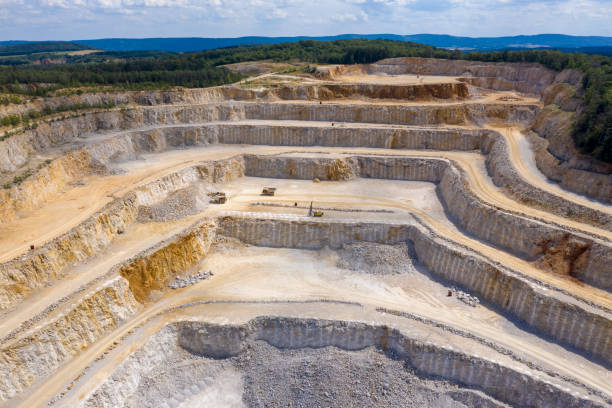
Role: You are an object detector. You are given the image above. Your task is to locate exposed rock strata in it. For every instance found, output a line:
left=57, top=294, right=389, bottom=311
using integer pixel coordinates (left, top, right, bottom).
left=0, top=101, right=537, bottom=173
left=0, top=220, right=220, bottom=402
left=0, top=195, right=138, bottom=309
left=345, top=57, right=611, bottom=202
left=244, top=154, right=612, bottom=290
left=0, top=82, right=469, bottom=119
left=79, top=317, right=605, bottom=408
left=0, top=276, right=139, bottom=401
left=0, top=157, right=244, bottom=310
left=217, top=216, right=612, bottom=365
left=118, top=220, right=216, bottom=302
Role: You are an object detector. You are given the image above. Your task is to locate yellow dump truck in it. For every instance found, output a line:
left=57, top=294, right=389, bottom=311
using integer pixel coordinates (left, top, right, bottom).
left=262, top=187, right=277, bottom=196
left=209, top=192, right=227, bottom=204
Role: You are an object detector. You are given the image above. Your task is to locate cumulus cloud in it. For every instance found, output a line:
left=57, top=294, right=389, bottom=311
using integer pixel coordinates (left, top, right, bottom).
left=0, top=0, right=610, bottom=40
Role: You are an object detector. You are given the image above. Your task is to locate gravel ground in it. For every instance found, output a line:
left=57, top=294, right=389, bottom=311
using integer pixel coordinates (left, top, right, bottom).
left=336, top=242, right=416, bottom=275
left=237, top=342, right=507, bottom=408
left=137, top=183, right=209, bottom=223
left=168, top=270, right=213, bottom=289
left=123, top=340, right=508, bottom=408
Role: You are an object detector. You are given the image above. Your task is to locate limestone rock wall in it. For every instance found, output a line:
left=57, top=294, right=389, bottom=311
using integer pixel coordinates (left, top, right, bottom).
left=2, top=101, right=532, bottom=174
left=323, top=57, right=557, bottom=95
left=437, top=161, right=611, bottom=288
left=0, top=149, right=98, bottom=221
left=244, top=155, right=359, bottom=181
left=0, top=82, right=470, bottom=120
left=481, top=131, right=611, bottom=228
left=78, top=324, right=179, bottom=408
left=0, top=276, right=139, bottom=401
left=217, top=216, right=409, bottom=250
left=272, top=82, right=469, bottom=101
left=330, top=58, right=611, bottom=203
left=216, top=216, right=612, bottom=365
left=530, top=103, right=612, bottom=203
left=81, top=317, right=602, bottom=408
left=241, top=102, right=537, bottom=127
left=118, top=221, right=216, bottom=303
left=0, top=195, right=138, bottom=310
left=244, top=154, right=611, bottom=290
left=249, top=317, right=600, bottom=408
left=125, top=122, right=608, bottom=227
left=408, top=223, right=611, bottom=366
left=210, top=122, right=486, bottom=150
left=0, top=157, right=244, bottom=311
left=0, top=219, right=220, bottom=402
left=366, top=58, right=611, bottom=203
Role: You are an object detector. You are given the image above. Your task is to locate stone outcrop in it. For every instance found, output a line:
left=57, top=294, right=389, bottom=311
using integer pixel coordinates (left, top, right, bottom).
left=80, top=317, right=606, bottom=408
left=217, top=215, right=612, bottom=366
left=118, top=220, right=216, bottom=302
left=0, top=157, right=244, bottom=310
left=244, top=154, right=612, bottom=290
left=0, top=276, right=139, bottom=401
left=342, top=57, right=611, bottom=203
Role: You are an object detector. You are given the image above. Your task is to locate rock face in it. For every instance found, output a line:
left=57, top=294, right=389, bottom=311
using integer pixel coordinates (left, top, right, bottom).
left=0, top=157, right=244, bottom=310
left=2, top=101, right=535, bottom=173
left=217, top=215, right=612, bottom=366
left=0, top=116, right=612, bottom=233
left=335, top=57, right=612, bottom=202
left=0, top=82, right=469, bottom=119
left=244, top=154, right=611, bottom=290
left=320, top=57, right=557, bottom=94
left=0, top=195, right=139, bottom=309
left=80, top=317, right=605, bottom=408
left=0, top=276, right=139, bottom=401
left=118, top=221, right=216, bottom=303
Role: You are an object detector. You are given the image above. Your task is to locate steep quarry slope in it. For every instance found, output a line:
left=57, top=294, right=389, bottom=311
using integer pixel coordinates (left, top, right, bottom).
left=321, top=57, right=611, bottom=202
left=0, top=60, right=611, bottom=408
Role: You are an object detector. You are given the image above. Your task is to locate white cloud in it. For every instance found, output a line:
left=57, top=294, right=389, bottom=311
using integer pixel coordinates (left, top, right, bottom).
left=0, top=0, right=610, bottom=40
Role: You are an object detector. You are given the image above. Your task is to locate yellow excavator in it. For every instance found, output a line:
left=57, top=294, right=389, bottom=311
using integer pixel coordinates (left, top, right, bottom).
left=308, top=202, right=323, bottom=217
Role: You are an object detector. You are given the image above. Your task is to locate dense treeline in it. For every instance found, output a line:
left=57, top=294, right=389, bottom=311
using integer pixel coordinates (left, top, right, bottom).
left=0, top=50, right=173, bottom=67
left=0, top=64, right=242, bottom=95
left=0, top=39, right=609, bottom=162
left=0, top=41, right=93, bottom=57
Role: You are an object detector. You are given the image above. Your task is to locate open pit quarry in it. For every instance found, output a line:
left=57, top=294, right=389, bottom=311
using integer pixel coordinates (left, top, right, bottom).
left=0, top=57, right=611, bottom=407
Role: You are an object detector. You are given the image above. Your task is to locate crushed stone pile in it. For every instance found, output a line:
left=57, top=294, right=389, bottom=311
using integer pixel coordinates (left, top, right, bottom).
left=450, top=287, right=480, bottom=307
left=336, top=242, right=416, bottom=275
left=137, top=183, right=209, bottom=222
left=122, top=340, right=507, bottom=408
left=168, top=270, right=213, bottom=289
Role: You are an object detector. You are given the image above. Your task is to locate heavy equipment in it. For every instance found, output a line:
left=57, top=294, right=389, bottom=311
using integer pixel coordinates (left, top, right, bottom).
left=308, top=202, right=324, bottom=217
left=209, top=192, right=227, bottom=204
left=262, top=187, right=277, bottom=196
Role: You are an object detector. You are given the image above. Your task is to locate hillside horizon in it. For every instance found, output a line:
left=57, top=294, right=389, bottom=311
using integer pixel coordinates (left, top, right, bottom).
left=2, top=33, right=612, bottom=53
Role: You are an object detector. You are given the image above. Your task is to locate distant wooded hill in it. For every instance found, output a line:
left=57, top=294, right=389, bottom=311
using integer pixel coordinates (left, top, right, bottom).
left=0, top=41, right=94, bottom=56
left=2, top=34, right=612, bottom=53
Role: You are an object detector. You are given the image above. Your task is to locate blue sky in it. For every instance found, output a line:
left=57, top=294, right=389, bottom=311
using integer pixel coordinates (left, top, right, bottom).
left=0, top=0, right=611, bottom=41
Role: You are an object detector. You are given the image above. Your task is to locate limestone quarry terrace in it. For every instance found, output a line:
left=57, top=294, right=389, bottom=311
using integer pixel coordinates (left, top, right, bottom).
left=0, top=57, right=611, bottom=408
